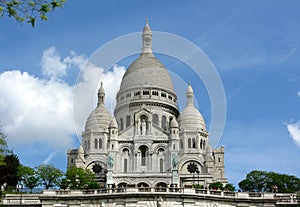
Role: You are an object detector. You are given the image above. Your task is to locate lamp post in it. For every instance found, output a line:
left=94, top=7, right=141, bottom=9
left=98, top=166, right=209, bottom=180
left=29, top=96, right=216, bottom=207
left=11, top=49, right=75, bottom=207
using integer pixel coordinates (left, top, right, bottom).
left=18, top=178, right=24, bottom=207
left=196, top=170, right=200, bottom=186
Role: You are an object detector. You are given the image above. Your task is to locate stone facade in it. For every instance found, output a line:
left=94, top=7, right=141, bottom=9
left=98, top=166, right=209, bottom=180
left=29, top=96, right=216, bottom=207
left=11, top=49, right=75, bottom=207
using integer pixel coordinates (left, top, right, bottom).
left=67, top=20, right=227, bottom=188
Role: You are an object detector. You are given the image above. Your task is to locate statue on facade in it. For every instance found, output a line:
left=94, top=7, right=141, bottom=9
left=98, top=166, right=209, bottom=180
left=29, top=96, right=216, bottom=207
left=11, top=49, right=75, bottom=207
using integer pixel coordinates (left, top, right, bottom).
left=141, top=119, right=146, bottom=135
left=157, top=196, right=164, bottom=207
left=108, top=154, right=114, bottom=169
left=172, top=153, right=178, bottom=169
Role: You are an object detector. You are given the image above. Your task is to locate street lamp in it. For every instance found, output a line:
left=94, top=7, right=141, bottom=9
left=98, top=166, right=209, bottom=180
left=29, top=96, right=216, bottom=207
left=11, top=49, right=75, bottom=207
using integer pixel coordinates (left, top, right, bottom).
left=196, top=170, right=200, bottom=186
left=18, top=177, right=25, bottom=206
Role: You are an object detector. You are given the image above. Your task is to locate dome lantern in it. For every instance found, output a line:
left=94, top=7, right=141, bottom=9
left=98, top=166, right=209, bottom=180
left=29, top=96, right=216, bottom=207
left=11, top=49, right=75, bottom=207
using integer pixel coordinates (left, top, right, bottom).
left=142, top=18, right=152, bottom=54
left=97, top=82, right=105, bottom=106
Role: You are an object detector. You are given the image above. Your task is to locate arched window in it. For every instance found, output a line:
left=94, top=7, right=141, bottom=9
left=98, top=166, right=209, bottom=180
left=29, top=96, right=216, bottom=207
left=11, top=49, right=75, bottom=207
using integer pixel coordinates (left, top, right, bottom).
left=84, top=141, right=87, bottom=150
left=87, top=140, right=90, bottom=150
left=126, top=115, right=131, bottom=128
left=200, top=139, right=203, bottom=149
left=203, top=140, right=206, bottom=149
left=139, top=145, right=148, bottom=166
left=161, top=115, right=166, bottom=130
left=99, top=138, right=103, bottom=149
left=180, top=140, right=183, bottom=149
left=153, top=114, right=158, bottom=126
left=94, top=139, right=98, bottom=149
left=159, top=158, right=164, bottom=173
left=120, top=118, right=124, bottom=131
left=192, top=138, right=196, bottom=149
left=124, top=158, right=128, bottom=173
left=188, top=138, right=191, bottom=148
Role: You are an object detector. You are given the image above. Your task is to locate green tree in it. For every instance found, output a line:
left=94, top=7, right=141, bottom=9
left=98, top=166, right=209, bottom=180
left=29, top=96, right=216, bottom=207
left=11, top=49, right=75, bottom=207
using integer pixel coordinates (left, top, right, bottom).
left=0, top=123, right=9, bottom=166
left=36, top=164, right=63, bottom=189
left=267, top=172, right=300, bottom=193
left=18, top=165, right=39, bottom=192
left=0, top=0, right=66, bottom=27
left=238, top=179, right=252, bottom=192
left=239, top=170, right=300, bottom=193
left=209, top=182, right=224, bottom=191
left=0, top=154, right=20, bottom=187
left=224, top=183, right=235, bottom=192
left=58, top=177, right=69, bottom=190
left=65, top=167, right=95, bottom=189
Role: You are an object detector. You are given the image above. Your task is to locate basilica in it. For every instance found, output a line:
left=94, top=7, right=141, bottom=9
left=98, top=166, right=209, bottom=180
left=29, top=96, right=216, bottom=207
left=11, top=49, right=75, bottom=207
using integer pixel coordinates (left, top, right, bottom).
left=67, top=20, right=227, bottom=189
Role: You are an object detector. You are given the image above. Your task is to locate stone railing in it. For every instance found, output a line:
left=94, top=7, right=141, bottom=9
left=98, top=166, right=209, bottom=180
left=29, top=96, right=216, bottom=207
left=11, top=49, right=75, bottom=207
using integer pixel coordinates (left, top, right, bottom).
left=2, top=188, right=297, bottom=206
left=41, top=187, right=298, bottom=204
left=1, top=194, right=41, bottom=205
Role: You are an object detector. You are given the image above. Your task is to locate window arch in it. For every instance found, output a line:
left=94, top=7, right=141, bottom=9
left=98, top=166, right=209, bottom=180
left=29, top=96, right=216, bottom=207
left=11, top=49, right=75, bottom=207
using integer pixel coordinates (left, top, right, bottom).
left=87, top=140, right=90, bottom=150
left=188, top=138, right=191, bottom=148
left=94, top=138, right=98, bottom=149
left=153, top=114, right=158, bottom=126
left=120, top=118, right=124, bottom=131
left=124, top=158, right=128, bottom=173
left=192, top=138, right=196, bottom=149
left=139, top=145, right=148, bottom=166
left=161, top=115, right=166, bottom=130
left=159, top=158, right=164, bottom=173
left=99, top=138, right=103, bottom=149
left=126, top=115, right=131, bottom=128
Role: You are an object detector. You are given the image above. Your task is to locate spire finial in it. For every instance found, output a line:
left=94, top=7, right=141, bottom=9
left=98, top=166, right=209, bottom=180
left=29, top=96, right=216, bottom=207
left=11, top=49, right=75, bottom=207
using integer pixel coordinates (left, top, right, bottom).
left=98, top=81, right=105, bottom=106
left=188, top=81, right=191, bottom=86
left=186, top=83, right=194, bottom=106
left=142, top=18, right=152, bottom=54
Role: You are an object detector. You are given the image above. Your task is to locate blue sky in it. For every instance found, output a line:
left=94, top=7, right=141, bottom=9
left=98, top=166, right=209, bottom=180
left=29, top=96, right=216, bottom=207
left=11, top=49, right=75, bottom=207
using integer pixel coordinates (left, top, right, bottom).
left=0, top=1, right=300, bottom=187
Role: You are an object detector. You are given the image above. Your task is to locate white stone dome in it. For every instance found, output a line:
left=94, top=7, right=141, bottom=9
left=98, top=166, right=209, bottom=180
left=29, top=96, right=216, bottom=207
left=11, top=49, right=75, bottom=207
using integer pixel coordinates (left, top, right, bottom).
left=178, top=84, right=206, bottom=131
left=178, top=105, right=206, bottom=131
left=85, top=105, right=112, bottom=131
left=119, top=53, right=175, bottom=92
left=84, top=82, right=112, bottom=132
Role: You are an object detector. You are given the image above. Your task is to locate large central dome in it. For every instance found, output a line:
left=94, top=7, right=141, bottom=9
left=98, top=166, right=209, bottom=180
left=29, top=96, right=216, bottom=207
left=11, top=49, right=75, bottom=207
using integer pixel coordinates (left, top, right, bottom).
left=114, top=20, right=179, bottom=131
left=119, top=52, right=174, bottom=92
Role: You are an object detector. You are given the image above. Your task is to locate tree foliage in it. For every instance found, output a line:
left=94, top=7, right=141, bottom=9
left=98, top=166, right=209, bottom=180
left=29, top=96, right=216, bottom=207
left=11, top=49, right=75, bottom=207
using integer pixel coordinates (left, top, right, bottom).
left=0, top=154, right=20, bottom=187
left=0, top=0, right=66, bottom=27
left=36, top=164, right=63, bottom=189
left=18, top=165, right=39, bottom=192
left=224, top=183, right=236, bottom=192
left=209, top=182, right=224, bottom=190
left=0, top=123, right=9, bottom=166
left=64, top=167, right=95, bottom=189
left=239, top=170, right=300, bottom=193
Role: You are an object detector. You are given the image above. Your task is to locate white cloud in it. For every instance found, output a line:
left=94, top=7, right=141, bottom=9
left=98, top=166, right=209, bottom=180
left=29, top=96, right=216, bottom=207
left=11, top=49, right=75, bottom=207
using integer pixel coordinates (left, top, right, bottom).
left=298, top=91, right=300, bottom=97
left=73, top=63, right=125, bottom=137
left=0, top=70, right=74, bottom=149
left=286, top=122, right=300, bottom=147
left=40, top=47, right=86, bottom=79
left=0, top=47, right=125, bottom=164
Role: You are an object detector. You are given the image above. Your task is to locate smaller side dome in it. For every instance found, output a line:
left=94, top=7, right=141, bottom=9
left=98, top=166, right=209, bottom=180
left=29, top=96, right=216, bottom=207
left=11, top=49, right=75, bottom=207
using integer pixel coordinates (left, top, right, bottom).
left=109, top=117, right=118, bottom=129
left=84, top=82, right=112, bottom=132
left=178, top=84, right=206, bottom=131
left=170, top=118, right=179, bottom=128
